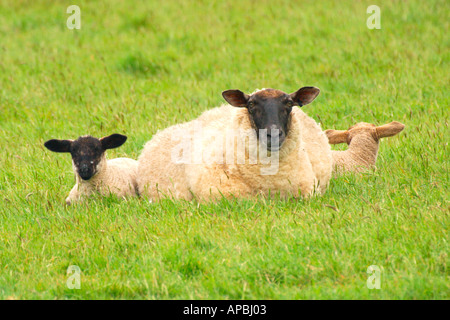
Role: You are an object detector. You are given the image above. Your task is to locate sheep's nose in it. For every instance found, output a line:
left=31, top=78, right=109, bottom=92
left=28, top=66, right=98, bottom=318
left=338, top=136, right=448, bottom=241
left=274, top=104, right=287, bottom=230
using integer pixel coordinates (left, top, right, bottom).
left=79, top=164, right=90, bottom=177
left=267, top=129, right=284, bottom=140
left=79, top=164, right=93, bottom=180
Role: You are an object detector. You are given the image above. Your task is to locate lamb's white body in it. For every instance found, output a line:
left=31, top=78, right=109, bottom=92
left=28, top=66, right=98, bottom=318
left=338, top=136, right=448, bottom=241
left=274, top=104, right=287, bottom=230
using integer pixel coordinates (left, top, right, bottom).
left=325, top=121, right=405, bottom=175
left=330, top=136, right=379, bottom=174
left=137, top=105, right=332, bottom=201
left=66, top=157, right=138, bottom=204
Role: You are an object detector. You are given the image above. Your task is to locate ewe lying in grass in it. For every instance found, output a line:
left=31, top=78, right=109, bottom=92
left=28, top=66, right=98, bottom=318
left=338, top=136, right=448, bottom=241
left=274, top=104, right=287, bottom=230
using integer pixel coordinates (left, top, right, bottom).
left=325, top=121, right=405, bottom=174
left=44, top=134, right=138, bottom=204
left=138, top=86, right=332, bottom=201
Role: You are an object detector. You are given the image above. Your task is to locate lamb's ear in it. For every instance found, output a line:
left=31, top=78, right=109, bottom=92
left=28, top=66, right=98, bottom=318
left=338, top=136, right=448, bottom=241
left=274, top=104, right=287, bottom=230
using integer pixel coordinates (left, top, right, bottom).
left=100, top=134, right=127, bottom=150
left=376, top=121, right=405, bottom=138
left=290, top=87, right=320, bottom=106
left=325, top=129, right=349, bottom=144
left=44, top=139, right=72, bottom=153
left=222, top=90, right=249, bottom=108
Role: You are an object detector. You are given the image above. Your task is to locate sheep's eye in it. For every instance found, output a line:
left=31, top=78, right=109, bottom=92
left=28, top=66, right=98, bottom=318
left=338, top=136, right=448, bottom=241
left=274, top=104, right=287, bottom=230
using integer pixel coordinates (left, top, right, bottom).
left=286, top=101, right=294, bottom=108
left=247, top=101, right=255, bottom=112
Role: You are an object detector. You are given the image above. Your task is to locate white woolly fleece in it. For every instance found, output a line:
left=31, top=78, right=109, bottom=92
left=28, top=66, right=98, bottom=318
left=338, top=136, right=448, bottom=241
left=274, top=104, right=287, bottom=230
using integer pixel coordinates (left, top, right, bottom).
left=137, top=104, right=332, bottom=202
left=66, top=156, right=138, bottom=204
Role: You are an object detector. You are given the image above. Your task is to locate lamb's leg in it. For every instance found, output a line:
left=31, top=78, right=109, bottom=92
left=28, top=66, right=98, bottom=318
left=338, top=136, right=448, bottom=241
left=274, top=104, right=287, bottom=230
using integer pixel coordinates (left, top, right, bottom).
left=65, top=184, right=82, bottom=205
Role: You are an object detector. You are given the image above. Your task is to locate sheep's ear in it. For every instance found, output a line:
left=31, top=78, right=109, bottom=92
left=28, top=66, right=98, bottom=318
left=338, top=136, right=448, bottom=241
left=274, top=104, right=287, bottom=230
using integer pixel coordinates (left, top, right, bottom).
left=100, top=134, right=127, bottom=150
left=290, top=87, right=320, bottom=106
left=325, top=129, right=349, bottom=144
left=376, top=121, right=405, bottom=139
left=44, top=139, right=72, bottom=153
left=222, top=90, right=249, bottom=108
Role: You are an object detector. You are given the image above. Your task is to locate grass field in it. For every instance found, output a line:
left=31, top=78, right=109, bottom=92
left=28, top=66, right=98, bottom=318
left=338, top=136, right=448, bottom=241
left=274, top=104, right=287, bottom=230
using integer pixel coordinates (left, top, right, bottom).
left=0, top=0, right=448, bottom=299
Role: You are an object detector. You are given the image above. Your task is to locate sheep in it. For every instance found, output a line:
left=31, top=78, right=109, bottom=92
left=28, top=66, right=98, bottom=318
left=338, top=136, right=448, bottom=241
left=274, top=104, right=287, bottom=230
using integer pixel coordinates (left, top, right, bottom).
left=44, top=134, right=138, bottom=204
left=324, top=121, right=405, bottom=174
left=137, top=86, right=333, bottom=202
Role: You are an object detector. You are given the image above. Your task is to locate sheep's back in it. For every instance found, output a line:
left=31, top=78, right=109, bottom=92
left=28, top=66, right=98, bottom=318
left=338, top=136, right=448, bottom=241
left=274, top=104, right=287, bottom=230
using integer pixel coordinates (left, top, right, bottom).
left=103, top=158, right=138, bottom=196
left=291, top=108, right=332, bottom=193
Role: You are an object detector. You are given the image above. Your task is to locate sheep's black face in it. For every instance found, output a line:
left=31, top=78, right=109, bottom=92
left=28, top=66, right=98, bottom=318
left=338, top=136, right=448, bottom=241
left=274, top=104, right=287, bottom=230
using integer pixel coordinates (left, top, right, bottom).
left=44, top=133, right=128, bottom=181
left=247, top=90, right=293, bottom=151
left=70, top=137, right=104, bottom=180
left=222, top=87, right=320, bottom=152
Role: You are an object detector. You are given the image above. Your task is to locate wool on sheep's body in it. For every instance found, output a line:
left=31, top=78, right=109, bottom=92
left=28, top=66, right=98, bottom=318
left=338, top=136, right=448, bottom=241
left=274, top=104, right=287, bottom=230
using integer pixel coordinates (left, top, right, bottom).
left=137, top=104, right=332, bottom=201
left=325, top=121, right=405, bottom=175
left=330, top=135, right=379, bottom=174
left=67, top=156, right=138, bottom=204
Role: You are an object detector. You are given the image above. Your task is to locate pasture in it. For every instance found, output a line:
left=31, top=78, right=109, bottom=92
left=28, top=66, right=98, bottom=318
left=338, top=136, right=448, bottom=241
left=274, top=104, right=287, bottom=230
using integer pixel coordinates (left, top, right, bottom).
left=0, top=0, right=448, bottom=299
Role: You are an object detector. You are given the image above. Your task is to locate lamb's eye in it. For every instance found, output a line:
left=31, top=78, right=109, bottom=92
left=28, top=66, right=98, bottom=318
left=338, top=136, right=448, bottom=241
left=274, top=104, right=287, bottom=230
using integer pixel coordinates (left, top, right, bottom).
left=286, top=101, right=294, bottom=107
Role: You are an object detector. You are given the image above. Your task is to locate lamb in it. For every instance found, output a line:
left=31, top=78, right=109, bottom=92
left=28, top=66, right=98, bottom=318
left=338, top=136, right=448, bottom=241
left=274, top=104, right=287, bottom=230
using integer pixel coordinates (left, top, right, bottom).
left=44, top=133, right=138, bottom=204
left=137, top=86, right=333, bottom=202
left=325, top=121, right=405, bottom=174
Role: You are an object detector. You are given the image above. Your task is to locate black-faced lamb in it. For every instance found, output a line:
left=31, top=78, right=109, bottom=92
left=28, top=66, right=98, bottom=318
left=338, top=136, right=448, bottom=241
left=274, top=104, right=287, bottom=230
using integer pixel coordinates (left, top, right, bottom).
left=44, top=134, right=138, bottom=204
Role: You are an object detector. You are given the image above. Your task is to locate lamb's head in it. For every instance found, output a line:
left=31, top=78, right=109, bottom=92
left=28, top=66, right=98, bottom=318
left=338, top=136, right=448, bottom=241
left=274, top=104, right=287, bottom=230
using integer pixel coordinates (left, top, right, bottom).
left=44, top=134, right=127, bottom=180
left=325, top=121, right=405, bottom=146
left=222, top=86, right=320, bottom=151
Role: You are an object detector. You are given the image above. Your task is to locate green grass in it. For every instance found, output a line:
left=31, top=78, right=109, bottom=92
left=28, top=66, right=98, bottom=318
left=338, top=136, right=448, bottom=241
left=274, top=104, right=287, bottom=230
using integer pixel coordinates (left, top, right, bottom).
left=0, top=0, right=448, bottom=299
